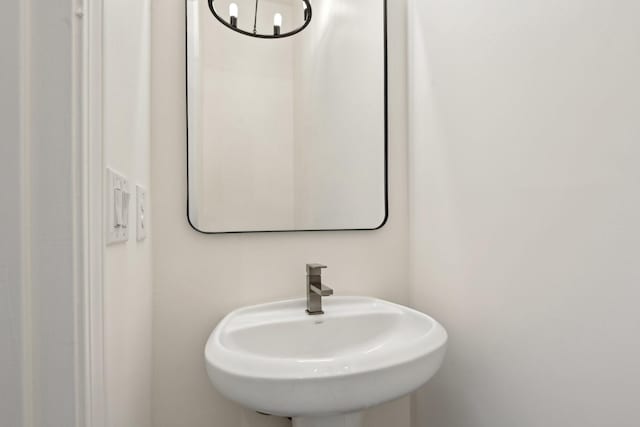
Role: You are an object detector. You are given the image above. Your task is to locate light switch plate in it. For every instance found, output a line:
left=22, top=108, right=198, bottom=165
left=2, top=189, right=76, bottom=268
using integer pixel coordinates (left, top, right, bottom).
left=106, top=168, right=130, bottom=245
left=136, top=185, right=147, bottom=241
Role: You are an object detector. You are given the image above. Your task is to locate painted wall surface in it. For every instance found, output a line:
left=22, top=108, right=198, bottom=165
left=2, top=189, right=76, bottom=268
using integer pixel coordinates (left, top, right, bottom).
left=408, top=1, right=640, bottom=426
left=1, top=1, right=81, bottom=425
left=151, top=0, right=409, bottom=426
left=103, top=0, right=153, bottom=426
left=0, top=2, right=24, bottom=425
left=28, top=1, right=80, bottom=425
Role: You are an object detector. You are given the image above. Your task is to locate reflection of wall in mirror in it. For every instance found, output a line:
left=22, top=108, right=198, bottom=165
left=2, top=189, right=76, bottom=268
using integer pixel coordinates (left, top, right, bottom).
left=195, top=0, right=297, bottom=231
left=292, top=0, right=386, bottom=230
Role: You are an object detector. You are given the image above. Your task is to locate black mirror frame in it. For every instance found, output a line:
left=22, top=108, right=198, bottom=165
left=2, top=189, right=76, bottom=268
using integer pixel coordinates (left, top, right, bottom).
left=185, top=0, right=389, bottom=234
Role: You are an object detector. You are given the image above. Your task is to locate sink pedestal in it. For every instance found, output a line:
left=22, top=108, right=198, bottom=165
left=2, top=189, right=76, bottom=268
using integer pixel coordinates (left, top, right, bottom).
left=292, top=412, right=363, bottom=427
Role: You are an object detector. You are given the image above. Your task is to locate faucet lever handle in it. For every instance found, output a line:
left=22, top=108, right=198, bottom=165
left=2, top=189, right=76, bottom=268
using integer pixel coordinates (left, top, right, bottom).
left=310, top=283, right=334, bottom=297
left=306, top=263, right=327, bottom=275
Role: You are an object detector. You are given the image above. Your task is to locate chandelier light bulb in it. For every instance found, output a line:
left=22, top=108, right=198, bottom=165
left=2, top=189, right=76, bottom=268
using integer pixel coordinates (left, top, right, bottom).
left=229, top=3, right=238, bottom=27
left=273, top=13, right=282, bottom=35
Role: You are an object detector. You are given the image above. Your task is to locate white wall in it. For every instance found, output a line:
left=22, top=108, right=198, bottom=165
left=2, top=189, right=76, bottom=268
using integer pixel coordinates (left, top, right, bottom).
left=408, top=1, right=640, bottom=426
left=0, top=1, right=24, bottom=425
left=151, top=0, right=409, bottom=426
left=1, top=1, right=83, bottom=426
left=1, top=1, right=152, bottom=425
left=29, top=0, right=82, bottom=425
left=103, top=0, right=153, bottom=426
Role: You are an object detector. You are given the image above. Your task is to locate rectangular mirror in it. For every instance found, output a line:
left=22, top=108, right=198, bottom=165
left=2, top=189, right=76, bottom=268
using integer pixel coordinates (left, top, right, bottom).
left=186, top=0, right=388, bottom=233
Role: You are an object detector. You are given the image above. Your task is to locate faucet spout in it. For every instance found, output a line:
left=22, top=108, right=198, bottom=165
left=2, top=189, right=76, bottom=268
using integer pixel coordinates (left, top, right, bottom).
left=310, top=283, right=333, bottom=297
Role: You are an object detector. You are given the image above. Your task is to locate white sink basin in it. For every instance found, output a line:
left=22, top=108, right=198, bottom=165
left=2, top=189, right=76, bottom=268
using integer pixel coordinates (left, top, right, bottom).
left=205, top=297, right=447, bottom=427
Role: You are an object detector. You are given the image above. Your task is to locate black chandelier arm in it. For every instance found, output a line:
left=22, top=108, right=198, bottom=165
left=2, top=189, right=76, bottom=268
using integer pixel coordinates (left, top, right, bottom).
left=253, top=0, right=259, bottom=34
left=207, top=0, right=312, bottom=39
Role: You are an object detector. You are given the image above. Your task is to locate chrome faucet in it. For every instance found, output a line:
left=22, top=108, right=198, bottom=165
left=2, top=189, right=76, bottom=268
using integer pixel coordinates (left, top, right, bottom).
left=306, top=263, right=333, bottom=315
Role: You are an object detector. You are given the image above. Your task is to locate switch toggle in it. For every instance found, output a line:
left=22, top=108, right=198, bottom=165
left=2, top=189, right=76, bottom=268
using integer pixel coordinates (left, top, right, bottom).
left=136, top=185, right=147, bottom=241
left=106, top=168, right=130, bottom=244
left=114, top=187, right=123, bottom=227
left=122, top=190, right=130, bottom=229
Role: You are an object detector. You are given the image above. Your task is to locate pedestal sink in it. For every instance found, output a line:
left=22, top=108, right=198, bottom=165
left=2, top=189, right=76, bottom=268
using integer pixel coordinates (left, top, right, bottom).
left=205, top=297, right=447, bottom=427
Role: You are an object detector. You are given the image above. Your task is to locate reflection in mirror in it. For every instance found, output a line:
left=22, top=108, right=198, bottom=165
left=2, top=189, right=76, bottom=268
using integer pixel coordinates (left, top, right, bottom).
left=208, top=0, right=312, bottom=39
left=187, top=0, right=387, bottom=233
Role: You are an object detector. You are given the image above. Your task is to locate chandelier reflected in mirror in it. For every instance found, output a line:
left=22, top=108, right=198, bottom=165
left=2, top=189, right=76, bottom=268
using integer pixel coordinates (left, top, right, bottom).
left=207, top=0, right=312, bottom=39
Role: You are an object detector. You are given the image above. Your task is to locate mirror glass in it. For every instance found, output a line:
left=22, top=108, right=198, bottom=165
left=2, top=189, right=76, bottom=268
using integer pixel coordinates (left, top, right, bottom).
left=186, top=0, right=387, bottom=233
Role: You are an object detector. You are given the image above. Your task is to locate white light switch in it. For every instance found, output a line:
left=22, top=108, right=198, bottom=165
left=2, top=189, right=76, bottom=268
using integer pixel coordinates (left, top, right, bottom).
left=136, top=185, right=147, bottom=241
left=114, top=187, right=123, bottom=226
left=122, top=190, right=130, bottom=229
left=106, top=168, right=130, bottom=245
